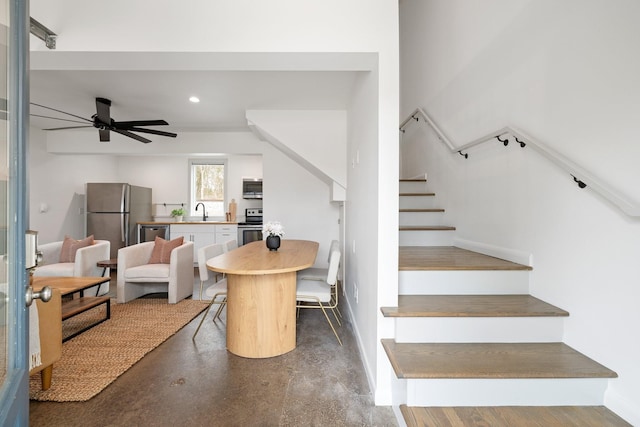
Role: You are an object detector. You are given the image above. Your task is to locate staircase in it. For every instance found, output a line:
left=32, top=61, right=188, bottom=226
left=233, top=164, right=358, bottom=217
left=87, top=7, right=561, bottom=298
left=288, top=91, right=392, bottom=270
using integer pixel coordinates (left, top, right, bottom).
left=382, top=178, right=629, bottom=427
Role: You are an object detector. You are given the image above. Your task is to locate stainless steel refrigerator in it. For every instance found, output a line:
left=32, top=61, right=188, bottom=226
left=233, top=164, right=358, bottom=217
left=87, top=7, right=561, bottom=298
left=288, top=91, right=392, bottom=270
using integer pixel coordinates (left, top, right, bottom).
left=86, top=183, right=152, bottom=259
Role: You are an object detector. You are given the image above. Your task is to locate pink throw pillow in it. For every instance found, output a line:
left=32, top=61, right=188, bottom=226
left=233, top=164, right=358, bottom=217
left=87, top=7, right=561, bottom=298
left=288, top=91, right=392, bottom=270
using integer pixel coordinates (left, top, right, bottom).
left=148, top=236, right=184, bottom=264
left=59, top=235, right=95, bottom=263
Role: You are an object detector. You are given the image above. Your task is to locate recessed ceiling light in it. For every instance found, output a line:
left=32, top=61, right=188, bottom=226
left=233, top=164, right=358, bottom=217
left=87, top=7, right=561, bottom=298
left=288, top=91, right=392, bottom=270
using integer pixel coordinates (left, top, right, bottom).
left=189, top=96, right=200, bottom=103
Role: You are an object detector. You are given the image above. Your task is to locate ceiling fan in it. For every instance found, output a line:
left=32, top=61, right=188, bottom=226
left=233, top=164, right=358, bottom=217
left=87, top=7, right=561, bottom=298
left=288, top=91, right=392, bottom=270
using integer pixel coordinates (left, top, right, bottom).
left=31, top=97, right=177, bottom=144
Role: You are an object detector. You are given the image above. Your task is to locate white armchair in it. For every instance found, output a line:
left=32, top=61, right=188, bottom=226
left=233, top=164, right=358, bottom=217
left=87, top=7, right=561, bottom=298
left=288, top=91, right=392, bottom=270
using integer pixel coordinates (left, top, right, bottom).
left=117, top=241, right=194, bottom=304
left=33, top=239, right=111, bottom=296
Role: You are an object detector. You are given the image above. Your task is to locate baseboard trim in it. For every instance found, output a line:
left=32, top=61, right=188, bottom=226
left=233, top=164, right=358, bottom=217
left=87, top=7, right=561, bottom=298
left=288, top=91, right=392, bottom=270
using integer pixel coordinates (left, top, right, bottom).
left=605, top=387, right=640, bottom=426
left=454, top=237, right=533, bottom=267
left=343, top=298, right=379, bottom=404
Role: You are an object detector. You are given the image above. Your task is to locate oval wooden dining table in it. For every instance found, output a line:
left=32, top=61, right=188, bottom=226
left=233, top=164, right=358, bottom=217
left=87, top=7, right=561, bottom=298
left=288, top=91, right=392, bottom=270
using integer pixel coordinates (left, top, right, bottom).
left=206, top=239, right=319, bottom=358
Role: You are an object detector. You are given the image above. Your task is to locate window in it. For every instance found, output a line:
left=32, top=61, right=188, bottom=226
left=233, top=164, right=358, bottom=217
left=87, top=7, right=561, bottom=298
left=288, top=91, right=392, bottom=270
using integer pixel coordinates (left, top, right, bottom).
left=189, top=159, right=227, bottom=218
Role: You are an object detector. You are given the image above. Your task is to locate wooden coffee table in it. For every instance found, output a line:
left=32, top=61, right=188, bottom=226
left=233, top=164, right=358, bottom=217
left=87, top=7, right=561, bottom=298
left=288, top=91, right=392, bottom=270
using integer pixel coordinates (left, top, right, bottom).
left=32, top=276, right=111, bottom=341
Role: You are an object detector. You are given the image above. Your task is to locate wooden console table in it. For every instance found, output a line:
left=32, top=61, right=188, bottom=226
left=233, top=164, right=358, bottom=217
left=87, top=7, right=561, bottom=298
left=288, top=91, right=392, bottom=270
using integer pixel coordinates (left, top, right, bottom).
left=207, top=239, right=318, bottom=358
left=32, top=276, right=111, bottom=341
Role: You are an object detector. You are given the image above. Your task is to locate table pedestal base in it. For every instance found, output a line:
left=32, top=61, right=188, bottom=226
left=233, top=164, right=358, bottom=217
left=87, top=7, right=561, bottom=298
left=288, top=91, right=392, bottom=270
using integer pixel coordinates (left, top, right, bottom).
left=226, top=271, right=296, bottom=358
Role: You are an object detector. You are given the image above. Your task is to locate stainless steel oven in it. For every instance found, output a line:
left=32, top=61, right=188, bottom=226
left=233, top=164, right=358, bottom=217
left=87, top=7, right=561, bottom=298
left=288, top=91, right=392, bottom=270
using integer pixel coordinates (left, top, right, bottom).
left=238, top=208, right=263, bottom=246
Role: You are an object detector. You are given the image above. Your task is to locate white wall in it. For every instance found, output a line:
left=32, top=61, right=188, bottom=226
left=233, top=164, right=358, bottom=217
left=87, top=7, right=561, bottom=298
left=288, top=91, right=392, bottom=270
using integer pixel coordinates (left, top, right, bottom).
left=346, top=68, right=399, bottom=405
left=29, top=129, right=265, bottom=240
left=245, top=109, right=346, bottom=264
left=116, top=154, right=263, bottom=221
left=30, top=0, right=400, bottom=405
left=28, top=128, right=119, bottom=243
left=30, top=127, right=328, bottom=231
left=246, top=110, right=348, bottom=188
left=262, top=143, right=340, bottom=266
left=31, top=0, right=394, bottom=53
left=400, top=0, right=640, bottom=423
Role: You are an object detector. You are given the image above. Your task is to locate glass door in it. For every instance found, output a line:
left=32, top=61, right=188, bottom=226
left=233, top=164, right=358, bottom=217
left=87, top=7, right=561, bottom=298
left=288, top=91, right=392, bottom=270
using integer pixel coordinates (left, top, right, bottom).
left=0, top=0, right=30, bottom=423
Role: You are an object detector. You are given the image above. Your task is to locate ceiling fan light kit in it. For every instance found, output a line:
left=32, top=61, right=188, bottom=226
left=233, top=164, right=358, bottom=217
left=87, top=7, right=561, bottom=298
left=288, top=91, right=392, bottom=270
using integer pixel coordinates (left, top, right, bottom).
left=31, top=97, right=178, bottom=143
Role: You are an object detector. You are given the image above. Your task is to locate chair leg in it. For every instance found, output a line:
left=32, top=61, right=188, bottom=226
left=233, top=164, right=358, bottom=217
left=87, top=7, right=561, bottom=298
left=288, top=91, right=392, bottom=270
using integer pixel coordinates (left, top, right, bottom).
left=213, top=305, right=223, bottom=320
left=330, top=306, right=342, bottom=326
left=318, top=303, right=342, bottom=346
left=297, top=295, right=342, bottom=345
left=199, top=279, right=205, bottom=301
left=331, top=286, right=343, bottom=321
left=328, top=295, right=342, bottom=325
left=192, top=298, right=218, bottom=340
left=212, top=297, right=226, bottom=321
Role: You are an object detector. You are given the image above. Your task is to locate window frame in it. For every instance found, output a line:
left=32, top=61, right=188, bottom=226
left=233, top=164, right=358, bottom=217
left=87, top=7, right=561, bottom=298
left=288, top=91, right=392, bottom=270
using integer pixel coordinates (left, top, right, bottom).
left=188, top=158, right=228, bottom=219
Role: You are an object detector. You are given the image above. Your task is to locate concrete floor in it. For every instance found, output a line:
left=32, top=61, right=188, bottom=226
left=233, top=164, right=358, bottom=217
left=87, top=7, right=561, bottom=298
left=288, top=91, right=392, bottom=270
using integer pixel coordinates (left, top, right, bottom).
left=29, top=271, right=398, bottom=426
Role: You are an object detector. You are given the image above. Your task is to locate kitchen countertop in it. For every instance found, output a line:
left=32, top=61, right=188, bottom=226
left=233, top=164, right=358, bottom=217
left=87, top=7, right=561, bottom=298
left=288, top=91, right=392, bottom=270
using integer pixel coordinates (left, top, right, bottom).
left=138, top=221, right=238, bottom=225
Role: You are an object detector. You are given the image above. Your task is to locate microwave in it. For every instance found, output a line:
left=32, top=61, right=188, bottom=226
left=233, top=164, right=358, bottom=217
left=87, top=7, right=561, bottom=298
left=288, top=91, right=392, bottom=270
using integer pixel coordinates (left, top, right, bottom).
left=242, top=178, right=263, bottom=199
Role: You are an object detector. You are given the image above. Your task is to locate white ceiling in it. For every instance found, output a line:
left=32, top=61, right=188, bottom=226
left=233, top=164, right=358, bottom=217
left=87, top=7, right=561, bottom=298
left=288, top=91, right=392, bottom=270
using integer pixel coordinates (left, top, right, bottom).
left=29, top=68, right=360, bottom=139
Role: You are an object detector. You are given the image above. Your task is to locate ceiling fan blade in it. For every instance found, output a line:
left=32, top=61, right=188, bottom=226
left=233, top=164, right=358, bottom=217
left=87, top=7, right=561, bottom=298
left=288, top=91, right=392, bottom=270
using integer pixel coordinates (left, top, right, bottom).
left=43, top=125, right=93, bottom=131
left=30, top=102, right=93, bottom=123
left=113, top=120, right=169, bottom=128
left=112, top=128, right=151, bottom=144
left=95, top=97, right=111, bottom=124
left=126, top=127, right=177, bottom=138
left=31, top=114, right=89, bottom=125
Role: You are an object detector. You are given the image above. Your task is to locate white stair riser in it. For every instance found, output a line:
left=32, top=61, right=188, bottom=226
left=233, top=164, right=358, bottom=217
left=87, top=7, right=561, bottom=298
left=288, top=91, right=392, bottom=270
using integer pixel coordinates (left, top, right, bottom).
left=404, top=378, right=608, bottom=406
left=399, top=212, right=445, bottom=226
left=399, top=181, right=429, bottom=192
left=393, top=317, right=565, bottom=343
left=399, top=270, right=530, bottom=295
left=399, top=196, right=439, bottom=210
left=399, top=230, right=454, bottom=246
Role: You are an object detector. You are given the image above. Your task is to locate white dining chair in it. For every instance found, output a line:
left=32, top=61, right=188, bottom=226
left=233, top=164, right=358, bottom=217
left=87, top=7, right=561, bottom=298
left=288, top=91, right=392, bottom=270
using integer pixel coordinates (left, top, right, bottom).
left=197, top=242, right=225, bottom=300
left=296, top=245, right=342, bottom=345
left=192, top=243, right=228, bottom=340
left=223, top=239, right=238, bottom=253
left=297, top=239, right=340, bottom=281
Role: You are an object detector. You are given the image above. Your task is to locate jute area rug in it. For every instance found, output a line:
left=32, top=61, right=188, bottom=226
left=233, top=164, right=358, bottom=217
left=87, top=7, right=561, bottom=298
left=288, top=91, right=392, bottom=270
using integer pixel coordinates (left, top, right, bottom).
left=29, top=297, right=206, bottom=402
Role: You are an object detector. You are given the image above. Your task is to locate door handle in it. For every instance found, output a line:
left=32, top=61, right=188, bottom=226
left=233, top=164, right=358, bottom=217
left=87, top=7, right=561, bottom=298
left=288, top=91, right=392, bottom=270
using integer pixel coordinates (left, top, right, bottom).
left=25, top=285, right=52, bottom=307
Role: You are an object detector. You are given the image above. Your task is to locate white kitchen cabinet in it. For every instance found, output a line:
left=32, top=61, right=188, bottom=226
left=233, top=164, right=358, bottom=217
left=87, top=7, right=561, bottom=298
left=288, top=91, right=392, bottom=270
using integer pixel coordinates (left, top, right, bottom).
left=216, top=224, right=238, bottom=246
left=169, top=224, right=216, bottom=263
left=169, top=223, right=238, bottom=263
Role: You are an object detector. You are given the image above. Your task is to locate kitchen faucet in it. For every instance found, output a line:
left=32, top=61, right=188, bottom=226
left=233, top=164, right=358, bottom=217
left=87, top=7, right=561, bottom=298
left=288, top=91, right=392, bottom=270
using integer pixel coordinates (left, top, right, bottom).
left=195, top=203, right=208, bottom=221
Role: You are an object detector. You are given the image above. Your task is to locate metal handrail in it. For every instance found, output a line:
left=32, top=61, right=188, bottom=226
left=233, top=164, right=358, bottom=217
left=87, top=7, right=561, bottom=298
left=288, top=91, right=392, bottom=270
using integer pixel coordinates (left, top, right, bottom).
left=400, top=107, right=640, bottom=217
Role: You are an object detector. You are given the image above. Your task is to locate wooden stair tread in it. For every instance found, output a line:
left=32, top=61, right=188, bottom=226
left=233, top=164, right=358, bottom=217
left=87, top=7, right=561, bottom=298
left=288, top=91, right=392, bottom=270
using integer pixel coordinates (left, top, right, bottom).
left=400, top=208, right=445, bottom=212
left=381, top=295, right=569, bottom=317
left=400, top=192, right=435, bottom=196
left=399, top=246, right=532, bottom=271
left=400, top=405, right=632, bottom=427
left=381, top=340, right=617, bottom=379
left=400, top=225, right=455, bottom=231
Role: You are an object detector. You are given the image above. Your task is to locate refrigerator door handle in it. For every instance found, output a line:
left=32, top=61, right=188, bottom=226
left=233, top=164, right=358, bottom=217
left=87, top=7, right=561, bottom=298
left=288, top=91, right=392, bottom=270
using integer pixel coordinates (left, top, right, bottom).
left=120, top=184, right=127, bottom=212
left=121, top=214, right=127, bottom=244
